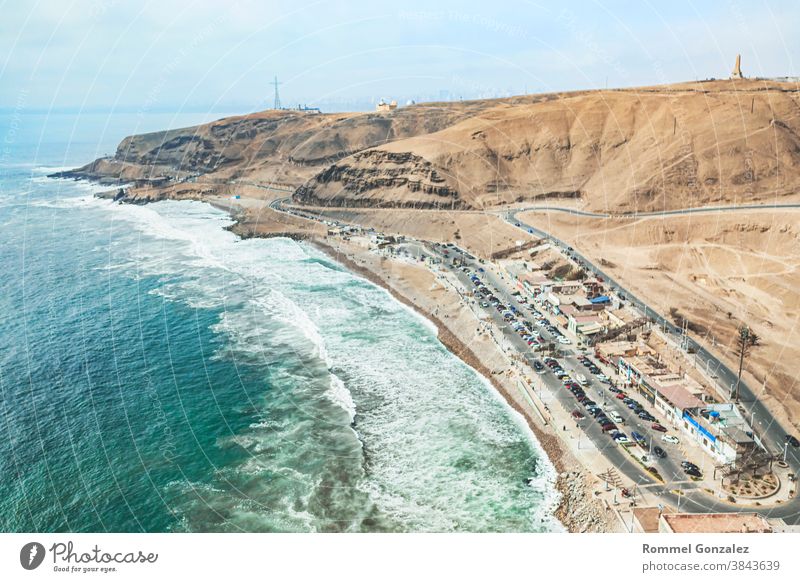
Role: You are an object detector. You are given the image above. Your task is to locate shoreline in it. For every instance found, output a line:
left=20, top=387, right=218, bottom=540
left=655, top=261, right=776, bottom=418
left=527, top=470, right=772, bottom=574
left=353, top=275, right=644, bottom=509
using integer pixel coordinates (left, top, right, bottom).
left=236, top=215, right=615, bottom=531
left=307, top=238, right=574, bottom=529
left=103, top=190, right=618, bottom=532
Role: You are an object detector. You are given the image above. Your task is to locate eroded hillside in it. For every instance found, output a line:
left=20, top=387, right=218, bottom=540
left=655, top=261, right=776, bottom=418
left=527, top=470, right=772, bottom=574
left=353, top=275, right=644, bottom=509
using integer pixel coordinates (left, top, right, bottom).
left=58, top=78, right=800, bottom=212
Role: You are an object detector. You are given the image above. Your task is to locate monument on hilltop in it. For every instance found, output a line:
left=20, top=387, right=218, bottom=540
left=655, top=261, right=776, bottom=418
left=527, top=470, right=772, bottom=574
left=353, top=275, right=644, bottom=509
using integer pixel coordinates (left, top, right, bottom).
left=731, top=54, right=744, bottom=79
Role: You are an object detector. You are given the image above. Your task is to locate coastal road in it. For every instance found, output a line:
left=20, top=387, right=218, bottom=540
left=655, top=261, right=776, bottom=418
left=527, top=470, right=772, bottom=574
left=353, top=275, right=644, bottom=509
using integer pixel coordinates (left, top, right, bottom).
left=504, top=209, right=800, bottom=521
left=439, top=246, right=800, bottom=521
left=431, top=248, right=671, bottom=480
left=266, top=195, right=800, bottom=522
left=504, top=209, right=800, bottom=463
left=436, top=247, right=693, bottom=490
left=502, top=202, right=800, bottom=219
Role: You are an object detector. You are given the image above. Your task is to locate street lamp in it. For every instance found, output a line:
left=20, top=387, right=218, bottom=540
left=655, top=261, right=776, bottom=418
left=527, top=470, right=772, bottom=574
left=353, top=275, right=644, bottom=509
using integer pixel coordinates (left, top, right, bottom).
left=784, top=442, right=789, bottom=463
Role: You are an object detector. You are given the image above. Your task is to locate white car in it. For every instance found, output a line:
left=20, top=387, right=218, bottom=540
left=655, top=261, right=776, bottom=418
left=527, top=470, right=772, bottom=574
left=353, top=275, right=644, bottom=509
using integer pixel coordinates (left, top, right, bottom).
left=609, top=411, right=624, bottom=424
left=661, top=435, right=680, bottom=444
left=558, top=337, right=572, bottom=345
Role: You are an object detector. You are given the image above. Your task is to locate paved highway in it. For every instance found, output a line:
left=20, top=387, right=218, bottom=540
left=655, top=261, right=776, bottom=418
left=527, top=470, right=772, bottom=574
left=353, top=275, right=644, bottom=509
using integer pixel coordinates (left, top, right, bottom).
left=505, top=209, right=799, bottom=460
left=433, top=247, right=697, bottom=489
left=504, top=202, right=800, bottom=219
left=433, top=241, right=800, bottom=522
left=268, top=195, right=800, bottom=522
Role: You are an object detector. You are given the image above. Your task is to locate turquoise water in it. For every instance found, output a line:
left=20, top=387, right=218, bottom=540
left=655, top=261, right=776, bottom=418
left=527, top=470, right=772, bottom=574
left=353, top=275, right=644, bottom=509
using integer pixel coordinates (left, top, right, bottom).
left=0, top=113, right=561, bottom=532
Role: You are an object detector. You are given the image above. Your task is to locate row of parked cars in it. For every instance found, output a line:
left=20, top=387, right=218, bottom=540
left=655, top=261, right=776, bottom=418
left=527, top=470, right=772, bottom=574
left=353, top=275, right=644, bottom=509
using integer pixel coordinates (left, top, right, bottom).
left=466, top=260, right=717, bottom=483
left=529, top=307, right=572, bottom=345
left=560, top=356, right=689, bottom=469
left=470, top=274, right=549, bottom=350
left=467, top=262, right=712, bottom=482
left=547, top=358, right=623, bottom=438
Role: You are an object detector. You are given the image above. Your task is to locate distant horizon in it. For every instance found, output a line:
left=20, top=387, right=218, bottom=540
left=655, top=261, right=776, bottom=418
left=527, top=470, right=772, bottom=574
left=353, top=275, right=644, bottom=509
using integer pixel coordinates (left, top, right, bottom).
left=2, top=1, right=798, bottom=113
left=4, top=71, right=799, bottom=117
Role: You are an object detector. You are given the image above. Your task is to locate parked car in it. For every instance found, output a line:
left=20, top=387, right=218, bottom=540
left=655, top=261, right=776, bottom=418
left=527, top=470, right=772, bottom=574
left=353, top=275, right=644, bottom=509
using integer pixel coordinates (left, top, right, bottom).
left=651, top=423, right=667, bottom=433
left=571, top=410, right=585, bottom=420
left=684, top=466, right=702, bottom=478
left=653, top=446, right=666, bottom=458
left=785, top=434, right=800, bottom=448
left=631, top=431, right=646, bottom=444
left=661, top=435, right=680, bottom=444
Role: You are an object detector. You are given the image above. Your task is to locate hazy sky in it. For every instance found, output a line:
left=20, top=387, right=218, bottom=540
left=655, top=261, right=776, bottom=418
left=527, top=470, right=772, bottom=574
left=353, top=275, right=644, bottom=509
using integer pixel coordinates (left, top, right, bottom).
left=1, top=0, right=798, bottom=113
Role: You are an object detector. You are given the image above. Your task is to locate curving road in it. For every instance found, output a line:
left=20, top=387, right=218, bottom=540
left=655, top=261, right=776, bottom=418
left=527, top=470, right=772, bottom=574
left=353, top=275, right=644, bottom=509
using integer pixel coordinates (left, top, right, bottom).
left=268, top=194, right=800, bottom=522
left=505, top=202, right=800, bottom=219
left=505, top=208, right=800, bottom=522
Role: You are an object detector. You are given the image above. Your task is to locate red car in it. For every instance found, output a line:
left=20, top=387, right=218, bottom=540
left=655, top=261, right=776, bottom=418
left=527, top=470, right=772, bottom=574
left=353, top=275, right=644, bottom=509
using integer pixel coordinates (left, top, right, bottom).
left=616, top=393, right=627, bottom=399
left=571, top=410, right=585, bottom=420
left=651, top=423, right=667, bottom=433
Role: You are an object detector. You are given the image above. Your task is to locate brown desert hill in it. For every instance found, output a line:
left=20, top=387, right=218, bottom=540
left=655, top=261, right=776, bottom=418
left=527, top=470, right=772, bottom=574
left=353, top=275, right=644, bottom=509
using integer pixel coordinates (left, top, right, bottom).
left=296, top=79, right=800, bottom=212
left=53, top=101, right=494, bottom=193
left=56, top=78, right=800, bottom=212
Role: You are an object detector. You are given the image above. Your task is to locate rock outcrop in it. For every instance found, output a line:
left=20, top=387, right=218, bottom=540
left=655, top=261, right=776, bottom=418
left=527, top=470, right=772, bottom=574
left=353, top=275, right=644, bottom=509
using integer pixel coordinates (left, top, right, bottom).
left=294, top=150, right=463, bottom=209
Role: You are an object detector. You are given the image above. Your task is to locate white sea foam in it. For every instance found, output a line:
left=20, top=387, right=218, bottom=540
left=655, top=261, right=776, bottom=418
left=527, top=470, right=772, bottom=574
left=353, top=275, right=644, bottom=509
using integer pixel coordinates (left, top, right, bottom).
left=89, top=197, right=561, bottom=532
left=327, top=373, right=356, bottom=422
left=259, top=290, right=331, bottom=367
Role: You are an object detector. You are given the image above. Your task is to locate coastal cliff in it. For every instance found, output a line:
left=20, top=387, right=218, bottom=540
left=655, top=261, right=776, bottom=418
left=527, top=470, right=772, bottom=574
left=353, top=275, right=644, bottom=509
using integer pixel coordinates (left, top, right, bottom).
left=294, top=150, right=464, bottom=209
left=54, top=78, right=800, bottom=213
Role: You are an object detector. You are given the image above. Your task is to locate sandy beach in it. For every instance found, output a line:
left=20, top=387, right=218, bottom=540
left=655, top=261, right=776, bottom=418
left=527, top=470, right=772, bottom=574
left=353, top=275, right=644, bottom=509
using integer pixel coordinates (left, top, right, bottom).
left=210, top=192, right=621, bottom=532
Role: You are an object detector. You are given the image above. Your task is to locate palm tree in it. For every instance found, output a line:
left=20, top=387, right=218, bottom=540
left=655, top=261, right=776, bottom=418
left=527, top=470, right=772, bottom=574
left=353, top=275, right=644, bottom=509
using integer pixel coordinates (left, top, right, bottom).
left=733, top=325, right=759, bottom=402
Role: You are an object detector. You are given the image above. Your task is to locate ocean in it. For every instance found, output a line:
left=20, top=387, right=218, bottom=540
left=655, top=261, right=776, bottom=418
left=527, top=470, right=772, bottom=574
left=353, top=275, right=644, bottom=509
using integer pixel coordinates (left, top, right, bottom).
left=0, top=112, right=561, bottom=532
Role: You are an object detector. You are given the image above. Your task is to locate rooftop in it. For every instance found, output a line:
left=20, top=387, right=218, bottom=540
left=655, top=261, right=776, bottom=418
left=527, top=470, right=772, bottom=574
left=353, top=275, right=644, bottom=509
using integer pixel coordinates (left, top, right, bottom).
left=634, top=506, right=674, bottom=533
left=651, top=381, right=705, bottom=411
left=661, top=512, right=772, bottom=533
left=721, top=425, right=754, bottom=444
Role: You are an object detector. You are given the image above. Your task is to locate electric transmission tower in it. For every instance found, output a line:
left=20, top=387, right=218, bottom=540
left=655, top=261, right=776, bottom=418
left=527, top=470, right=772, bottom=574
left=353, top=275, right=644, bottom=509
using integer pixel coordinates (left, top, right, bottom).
left=272, top=75, right=282, bottom=110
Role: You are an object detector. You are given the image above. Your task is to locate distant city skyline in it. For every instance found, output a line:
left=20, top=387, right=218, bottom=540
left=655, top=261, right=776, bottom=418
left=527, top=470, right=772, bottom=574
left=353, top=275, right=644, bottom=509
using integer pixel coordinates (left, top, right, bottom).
left=1, top=0, right=798, bottom=114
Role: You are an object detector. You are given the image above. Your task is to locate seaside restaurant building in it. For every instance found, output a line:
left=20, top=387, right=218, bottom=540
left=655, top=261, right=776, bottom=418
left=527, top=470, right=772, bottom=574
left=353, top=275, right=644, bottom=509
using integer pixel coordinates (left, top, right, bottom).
left=616, top=356, right=757, bottom=465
